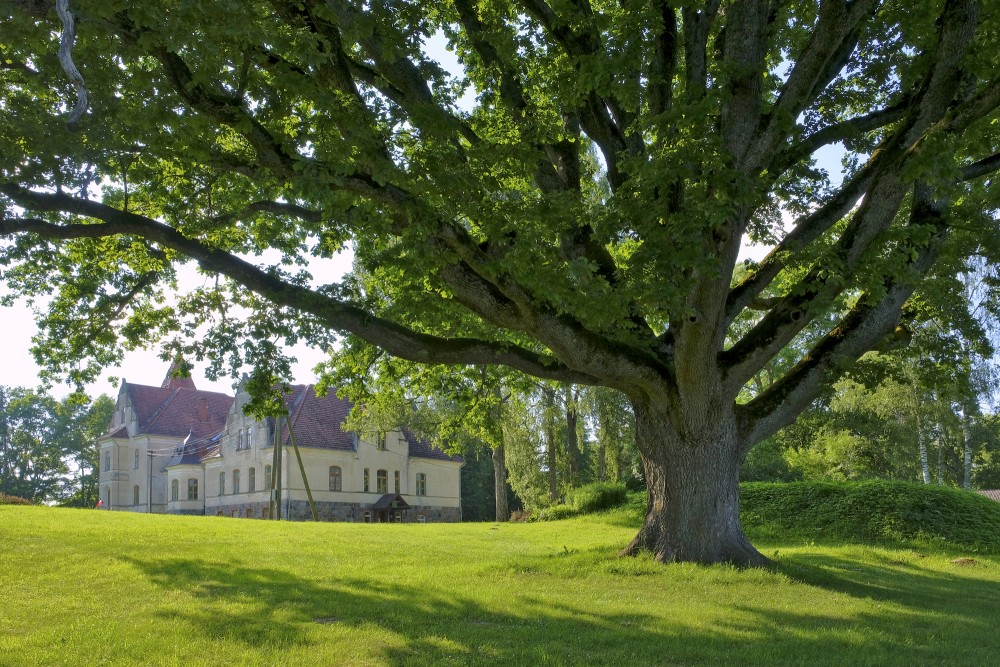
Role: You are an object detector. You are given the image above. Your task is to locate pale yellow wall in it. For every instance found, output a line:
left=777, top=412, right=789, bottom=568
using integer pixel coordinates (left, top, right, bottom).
left=119, top=383, right=464, bottom=517
left=275, top=430, right=462, bottom=508
left=165, top=464, right=205, bottom=513
left=98, top=428, right=188, bottom=513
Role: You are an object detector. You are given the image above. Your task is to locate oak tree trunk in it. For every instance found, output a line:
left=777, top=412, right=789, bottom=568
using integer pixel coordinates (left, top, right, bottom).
left=620, top=399, right=770, bottom=568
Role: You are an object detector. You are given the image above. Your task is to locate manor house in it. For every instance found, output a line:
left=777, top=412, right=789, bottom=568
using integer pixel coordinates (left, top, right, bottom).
left=97, top=364, right=463, bottom=522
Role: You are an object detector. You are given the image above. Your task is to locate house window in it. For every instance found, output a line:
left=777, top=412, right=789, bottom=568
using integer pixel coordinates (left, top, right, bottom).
left=104, top=451, right=110, bottom=472
left=237, top=429, right=243, bottom=450
left=376, top=469, right=388, bottom=494
left=416, top=473, right=427, bottom=496
left=376, top=431, right=387, bottom=450
left=264, top=465, right=272, bottom=490
left=329, top=466, right=342, bottom=492
left=417, top=515, right=426, bottom=523
left=188, top=478, right=198, bottom=500
left=248, top=467, right=256, bottom=493
left=134, top=485, right=140, bottom=506
left=363, top=468, right=370, bottom=493
left=233, top=469, right=241, bottom=494
left=394, top=470, right=400, bottom=494
left=364, top=511, right=371, bottom=523
left=246, top=428, right=253, bottom=449
left=171, top=479, right=179, bottom=502
left=134, top=449, right=140, bottom=470
left=104, top=486, right=110, bottom=508
left=219, top=472, right=225, bottom=496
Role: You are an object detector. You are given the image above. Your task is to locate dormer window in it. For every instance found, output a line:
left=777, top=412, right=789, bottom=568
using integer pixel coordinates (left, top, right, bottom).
left=376, top=431, right=387, bottom=450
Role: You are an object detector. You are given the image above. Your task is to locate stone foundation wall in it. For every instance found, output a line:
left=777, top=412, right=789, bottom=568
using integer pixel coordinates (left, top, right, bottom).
left=167, top=508, right=205, bottom=516
left=206, top=499, right=462, bottom=523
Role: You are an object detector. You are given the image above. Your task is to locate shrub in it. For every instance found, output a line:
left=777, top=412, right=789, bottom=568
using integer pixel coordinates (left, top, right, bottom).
left=536, top=504, right=578, bottom=521
left=741, top=480, right=1000, bottom=552
left=0, top=494, right=32, bottom=505
left=569, top=482, right=628, bottom=513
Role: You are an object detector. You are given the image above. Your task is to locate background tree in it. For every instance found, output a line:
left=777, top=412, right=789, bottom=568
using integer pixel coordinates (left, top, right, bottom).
left=2, top=0, right=1000, bottom=564
left=0, top=387, right=113, bottom=504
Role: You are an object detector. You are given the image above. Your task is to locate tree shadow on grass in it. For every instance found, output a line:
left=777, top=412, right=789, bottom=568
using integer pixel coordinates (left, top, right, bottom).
left=122, top=552, right=1000, bottom=666
left=778, top=550, right=1000, bottom=611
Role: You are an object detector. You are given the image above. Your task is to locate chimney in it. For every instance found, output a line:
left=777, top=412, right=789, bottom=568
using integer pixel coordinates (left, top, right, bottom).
left=197, top=397, right=209, bottom=422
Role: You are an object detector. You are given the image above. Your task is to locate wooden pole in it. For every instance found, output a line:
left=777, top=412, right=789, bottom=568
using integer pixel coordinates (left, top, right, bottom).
left=287, top=418, right=319, bottom=521
left=268, top=415, right=281, bottom=520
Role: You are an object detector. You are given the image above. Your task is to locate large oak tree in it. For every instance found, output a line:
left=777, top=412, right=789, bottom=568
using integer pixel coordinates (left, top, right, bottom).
left=1, top=0, right=998, bottom=564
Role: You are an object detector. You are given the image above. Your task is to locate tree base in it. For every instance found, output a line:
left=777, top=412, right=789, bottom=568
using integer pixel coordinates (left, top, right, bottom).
left=619, top=520, right=774, bottom=569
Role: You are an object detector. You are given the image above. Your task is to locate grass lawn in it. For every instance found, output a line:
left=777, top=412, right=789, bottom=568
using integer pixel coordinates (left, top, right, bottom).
left=2, top=502, right=999, bottom=666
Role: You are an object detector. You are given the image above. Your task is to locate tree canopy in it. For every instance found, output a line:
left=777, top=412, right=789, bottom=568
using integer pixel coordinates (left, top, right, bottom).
left=0, top=387, right=114, bottom=504
left=1, top=0, right=998, bottom=564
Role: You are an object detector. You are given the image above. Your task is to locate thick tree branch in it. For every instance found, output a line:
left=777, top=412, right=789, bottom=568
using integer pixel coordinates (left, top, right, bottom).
left=960, top=152, right=1000, bottom=181
left=723, top=166, right=910, bottom=393
left=747, top=0, right=878, bottom=171
left=649, top=1, right=678, bottom=118
left=55, top=0, right=88, bottom=127
left=738, top=185, right=949, bottom=446
left=724, top=0, right=981, bottom=382
left=518, top=0, right=644, bottom=189
left=0, top=187, right=599, bottom=385
left=720, top=0, right=771, bottom=165
left=682, top=2, right=721, bottom=101
left=768, top=99, right=911, bottom=180
left=211, top=200, right=324, bottom=226
left=726, top=160, right=878, bottom=322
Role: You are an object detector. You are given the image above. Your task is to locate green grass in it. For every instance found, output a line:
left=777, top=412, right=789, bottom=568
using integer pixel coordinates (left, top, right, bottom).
left=3, top=485, right=1000, bottom=666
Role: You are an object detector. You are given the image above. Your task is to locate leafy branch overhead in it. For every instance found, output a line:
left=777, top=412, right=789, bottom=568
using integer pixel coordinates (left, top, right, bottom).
left=1, top=0, right=998, bottom=564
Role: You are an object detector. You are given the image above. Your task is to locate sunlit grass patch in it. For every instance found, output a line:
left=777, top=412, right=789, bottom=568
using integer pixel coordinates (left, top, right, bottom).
left=2, top=499, right=999, bottom=666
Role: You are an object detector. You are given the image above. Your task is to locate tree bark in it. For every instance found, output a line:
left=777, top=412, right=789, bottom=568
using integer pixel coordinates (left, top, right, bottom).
left=597, top=436, right=607, bottom=482
left=916, top=411, right=931, bottom=484
left=919, top=428, right=931, bottom=485
left=937, top=435, right=944, bottom=485
left=565, top=386, right=582, bottom=486
left=620, top=398, right=771, bottom=567
left=962, top=411, right=972, bottom=490
left=542, top=386, right=558, bottom=501
left=491, top=441, right=509, bottom=522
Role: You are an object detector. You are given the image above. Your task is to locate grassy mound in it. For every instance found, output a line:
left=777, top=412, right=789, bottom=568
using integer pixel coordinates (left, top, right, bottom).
left=535, top=482, right=628, bottom=521
left=742, top=481, right=1000, bottom=552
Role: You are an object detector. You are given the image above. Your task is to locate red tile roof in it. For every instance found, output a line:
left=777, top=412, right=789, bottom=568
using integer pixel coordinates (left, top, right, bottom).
left=112, top=374, right=458, bottom=463
left=124, top=383, right=233, bottom=439
left=280, top=385, right=461, bottom=461
left=281, top=385, right=356, bottom=451
left=402, top=428, right=463, bottom=462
